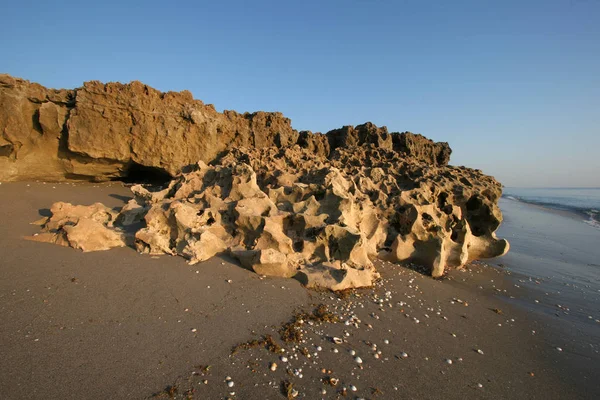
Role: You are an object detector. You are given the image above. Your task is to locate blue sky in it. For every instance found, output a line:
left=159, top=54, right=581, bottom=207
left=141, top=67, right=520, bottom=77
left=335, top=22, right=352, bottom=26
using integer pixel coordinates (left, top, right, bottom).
left=2, top=0, right=599, bottom=187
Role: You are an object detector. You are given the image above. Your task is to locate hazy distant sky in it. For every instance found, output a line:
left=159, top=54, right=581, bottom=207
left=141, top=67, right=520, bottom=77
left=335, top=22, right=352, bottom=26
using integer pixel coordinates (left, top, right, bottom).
left=2, top=0, right=599, bottom=187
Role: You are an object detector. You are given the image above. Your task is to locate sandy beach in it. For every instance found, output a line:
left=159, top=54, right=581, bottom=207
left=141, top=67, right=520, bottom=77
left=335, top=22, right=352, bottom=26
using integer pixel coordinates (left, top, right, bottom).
left=0, top=181, right=597, bottom=399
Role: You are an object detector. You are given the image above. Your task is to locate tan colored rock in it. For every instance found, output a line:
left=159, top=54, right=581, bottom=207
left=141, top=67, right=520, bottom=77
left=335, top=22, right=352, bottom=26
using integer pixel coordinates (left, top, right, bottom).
left=61, top=219, right=126, bottom=252
left=183, top=231, right=228, bottom=265
left=15, top=75, right=509, bottom=289
left=233, top=248, right=296, bottom=278
left=1, top=74, right=451, bottom=182
left=115, top=200, right=146, bottom=226
left=296, top=262, right=380, bottom=291
left=29, top=142, right=509, bottom=288
left=27, top=202, right=125, bottom=252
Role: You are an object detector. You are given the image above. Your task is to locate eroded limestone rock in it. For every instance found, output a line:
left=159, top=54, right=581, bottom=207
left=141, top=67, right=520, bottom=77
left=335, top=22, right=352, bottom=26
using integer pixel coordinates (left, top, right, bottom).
left=30, top=144, right=508, bottom=290
left=11, top=74, right=507, bottom=289
left=28, top=202, right=126, bottom=252
left=1, top=74, right=451, bottom=182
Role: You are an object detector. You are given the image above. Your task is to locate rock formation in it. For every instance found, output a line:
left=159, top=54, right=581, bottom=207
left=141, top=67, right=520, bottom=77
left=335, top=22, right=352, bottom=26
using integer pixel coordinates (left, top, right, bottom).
left=1, top=74, right=449, bottom=182
left=28, top=146, right=508, bottom=289
left=5, top=74, right=509, bottom=289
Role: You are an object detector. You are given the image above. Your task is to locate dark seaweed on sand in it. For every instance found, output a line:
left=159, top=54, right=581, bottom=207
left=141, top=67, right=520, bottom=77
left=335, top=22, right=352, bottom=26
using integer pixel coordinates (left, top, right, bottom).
left=279, top=304, right=338, bottom=343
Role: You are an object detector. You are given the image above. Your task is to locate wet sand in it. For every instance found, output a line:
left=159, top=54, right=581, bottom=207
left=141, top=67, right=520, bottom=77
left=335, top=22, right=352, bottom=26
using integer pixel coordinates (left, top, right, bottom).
left=0, top=182, right=598, bottom=399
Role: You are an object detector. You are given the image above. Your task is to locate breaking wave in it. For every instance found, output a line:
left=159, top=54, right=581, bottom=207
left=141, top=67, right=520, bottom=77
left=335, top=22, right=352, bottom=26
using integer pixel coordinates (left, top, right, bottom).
left=502, top=188, right=600, bottom=230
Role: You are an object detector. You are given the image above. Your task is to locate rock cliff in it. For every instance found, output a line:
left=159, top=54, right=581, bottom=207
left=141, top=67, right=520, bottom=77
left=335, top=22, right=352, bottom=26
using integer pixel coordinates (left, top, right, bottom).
left=3, top=74, right=508, bottom=288
left=1, top=74, right=450, bottom=182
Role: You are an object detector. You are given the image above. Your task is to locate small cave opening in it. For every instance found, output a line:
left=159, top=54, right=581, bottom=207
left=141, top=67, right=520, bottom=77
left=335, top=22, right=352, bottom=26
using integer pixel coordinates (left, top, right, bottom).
left=115, top=162, right=173, bottom=186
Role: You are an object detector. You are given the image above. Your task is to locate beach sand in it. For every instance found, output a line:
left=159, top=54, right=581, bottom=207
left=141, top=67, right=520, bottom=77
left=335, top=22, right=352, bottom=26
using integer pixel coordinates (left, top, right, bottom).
left=0, top=182, right=598, bottom=399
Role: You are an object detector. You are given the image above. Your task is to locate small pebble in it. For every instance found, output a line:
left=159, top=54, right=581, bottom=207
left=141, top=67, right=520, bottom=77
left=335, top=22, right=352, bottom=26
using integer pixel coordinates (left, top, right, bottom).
left=445, top=359, right=453, bottom=365
left=281, top=356, right=288, bottom=362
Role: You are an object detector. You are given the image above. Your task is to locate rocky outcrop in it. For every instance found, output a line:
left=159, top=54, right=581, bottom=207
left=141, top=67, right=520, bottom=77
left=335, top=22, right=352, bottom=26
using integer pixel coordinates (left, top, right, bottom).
left=1, top=74, right=450, bottom=182
left=30, top=145, right=508, bottom=290
left=8, top=73, right=508, bottom=289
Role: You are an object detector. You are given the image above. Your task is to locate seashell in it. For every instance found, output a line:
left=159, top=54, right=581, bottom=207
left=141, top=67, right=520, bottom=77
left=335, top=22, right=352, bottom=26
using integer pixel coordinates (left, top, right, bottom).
left=270, top=362, right=277, bottom=371
left=354, top=356, right=363, bottom=364
left=332, top=337, right=343, bottom=344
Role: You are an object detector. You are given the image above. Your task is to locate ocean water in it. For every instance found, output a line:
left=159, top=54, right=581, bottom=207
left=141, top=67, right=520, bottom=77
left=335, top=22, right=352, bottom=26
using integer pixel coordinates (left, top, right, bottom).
left=503, top=187, right=600, bottom=229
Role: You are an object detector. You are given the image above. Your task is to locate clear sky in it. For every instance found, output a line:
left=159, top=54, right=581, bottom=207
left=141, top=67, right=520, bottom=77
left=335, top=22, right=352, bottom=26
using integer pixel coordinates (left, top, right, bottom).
left=2, top=0, right=599, bottom=187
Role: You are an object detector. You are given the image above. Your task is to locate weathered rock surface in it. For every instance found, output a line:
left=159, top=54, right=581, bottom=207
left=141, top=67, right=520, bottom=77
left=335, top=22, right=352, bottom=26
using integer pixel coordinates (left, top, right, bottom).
left=28, top=202, right=126, bottom=252
left=9, top=74, right=508, bottom=289
left=1, top=74, right=450, bottom=182
left=30, top=144, right=508, bottom=290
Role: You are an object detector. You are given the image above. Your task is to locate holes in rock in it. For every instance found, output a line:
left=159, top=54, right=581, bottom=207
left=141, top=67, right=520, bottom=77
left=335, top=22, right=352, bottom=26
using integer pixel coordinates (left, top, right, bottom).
left=32, top=109, right=43, bottom=134
left=466, top=196, right=483, bottom=211
left=293, top=241, right=304, bottom=252
left=450, top=230, right=459, bottom=241
left=471, top=225, right=484, bottom=236
left=313, top=190, right=326, bottom=201
left=0, top=144, right=14, bottom=157
left=460, top=177, right=472, bottom=187
left=437, top=192, right=448, bottom=210
left=116, top=162, right=173, bottom=185
left=390, top=207, right=417, bottom=236
left=465, top=195, right=495, bottom=237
